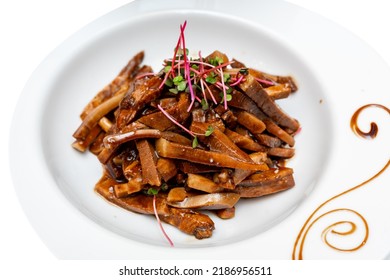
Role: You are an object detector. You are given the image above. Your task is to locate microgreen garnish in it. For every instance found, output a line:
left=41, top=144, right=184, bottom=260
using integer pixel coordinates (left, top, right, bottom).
left=152, top=194, right=174, bottom=247
left=223, top=73, right=231, bottom=83
left=161, top=183, right=169, bottom=191
left=254, top=77, right=275, bottom=86
left=192, top=136, right=199, bottom=148
left=169, top=88, right=178, bottom=94
left=205, top=73, right=217, bottom=84
left=165, top=78, right=173, bottom=87
left=157, top=104, right=195, bottom=137
left=209, top=56, right=224, bottom=66
left=147, top=188, right=159, bottom=195
left=239, top=68, right=249, bottom=75
left=201, top=98, right=209, bottom=110
left=205, top=125, right=214, bottom=136
left=229, top=75, right=244, bottom=86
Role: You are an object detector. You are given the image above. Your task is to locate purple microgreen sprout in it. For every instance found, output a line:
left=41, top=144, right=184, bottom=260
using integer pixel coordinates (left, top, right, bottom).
left=254, top=77, right=275, bottom=86
left=152, top=194, right=174, bottom=247
left=135, top=72, right=156, bottom=80
left=157, top=104, right=195, bottom=137
left=229, top=74, right=244, bottom=86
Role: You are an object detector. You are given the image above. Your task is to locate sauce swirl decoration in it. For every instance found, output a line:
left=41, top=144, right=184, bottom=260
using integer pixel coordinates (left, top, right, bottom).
left=292, top=103, right=389, bottom=259
left=350, top=104, right=390, bottom=139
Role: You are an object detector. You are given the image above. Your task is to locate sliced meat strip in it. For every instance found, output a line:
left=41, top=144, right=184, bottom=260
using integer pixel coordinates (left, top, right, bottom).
left=235, top=167, right=295, bottom=198
left=239, top=74, right=299, bottom=132
left=155, top=138, right=268, bottom=171
left=116, top=75, right=163, bottom=129
left=136, top=139, right=161, bottom=186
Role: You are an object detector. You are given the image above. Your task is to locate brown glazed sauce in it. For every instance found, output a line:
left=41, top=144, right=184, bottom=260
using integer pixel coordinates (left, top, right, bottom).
left=350, top=104, right=390, bottom=139
left=292, top=103, right=389, bottom=259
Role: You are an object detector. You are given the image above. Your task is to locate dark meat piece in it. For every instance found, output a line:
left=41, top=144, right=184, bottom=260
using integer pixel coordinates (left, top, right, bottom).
left=263, top=119, right=295, bottom=147
left=239, top=75, right=299, bottom=132
left=136, top=139, right=161, bottom=186
left=233, top=152, right=269, bottom=185
left=186, top=173, right=224, bottom=193
left=116, top=76, right=163, bottom=129
left=224, top=129, right=267, bottom=152
left=255, top=134, right=282, bottom=148
left=138, top=93, right=190, bottom=131
left=81, top=51, right=145, bottom=119
left=235, top=167, right=295, bottom=197
left=190, top=121, right=251, bottom=161
left=214, top=207, right=235, bottom=219
left=161, top=208, right=215, bottom=239
left=235, top=110, right=266, bottom=134
left=95, top=177, right=215, bottom=239
left=264, top=83, right=291, bottom=100
left=156, top=158, right=177, bottom=182
left=179, top=161, right=222, bottom=174
left=167, top=192, right=240, bottom=210
left=156, top=138, right=268, bottom=171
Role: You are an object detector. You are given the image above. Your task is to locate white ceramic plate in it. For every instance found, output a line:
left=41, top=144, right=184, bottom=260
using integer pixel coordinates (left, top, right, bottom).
left=10, top=0, right=390, bottom=259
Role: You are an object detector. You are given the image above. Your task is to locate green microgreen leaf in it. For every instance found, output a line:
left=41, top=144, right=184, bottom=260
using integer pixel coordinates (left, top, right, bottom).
left=223, top=73, right=231, bottom=83
left=201, top=98, right=209, bottom=110
left=205, top=125, right=214, bottom=136
left=191, top=64, right=199, bottom=70
left=177, top=80, right=187, bottom=91
left=210, top=57, right=224, bottom=66
left=219, top=92, right=233, bottom=103
left=205, top=73, right=217, bottom=84
left=226, top=86, right=233, bottom=94
left=192, top=136, right=199, bottom=148
left=239, top=68, right=249, bottom=75
left=165, top=78, right=173, bottom=87
left=147, top=188, right=159, bottom=195
left=169, top=88, right=178, bottom=94
left=173, top=75, right=184, bottom=85
left=164, top=65, right=172, bottom=73
left=177, top=47, right=189, bottom=57
left=225, top=93, right=232, bottom=101
left=161, top=183, right=168, bottom=191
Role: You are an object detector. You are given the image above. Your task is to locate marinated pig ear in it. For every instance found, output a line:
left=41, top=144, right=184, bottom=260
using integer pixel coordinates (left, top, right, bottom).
left=167, top=187, right=188, bottom=203
left=235, top=168, right=295, bottom=198
left=81, top=51, right=145, bottom=119
left=214, top=207, right=235, bottom=219
left=224, top=129, right=267, bottom=152
left=167, top=193, right=240, bottom=210
left=155, top=138, right=268, bottom=171
left=73, top=92, right=126, bottom=142
left=136, top=139, right=161, bottom=187
left=262, top=119, right=295, bottom=147
left=233, top=152, right=269, bottom=185
left=116, top=75, right=163, bottom=129
left=235, top=110, right=266, bottom=135
left=263, top=83, right=291, bottom=100
left=239, top=74, right=299, bottom=132
left=249, top=68, right=298, bottom=93
left=138, top=93, right=190, bottom=131
left=190, top=121, right=251, bottom=161
left=186, top=174, right=224, bottom=193
left=96, top=181, right=215, bottom=239
left=156, top=158, right=177, bottom=182
left=73, top=27, right=300, bottom=241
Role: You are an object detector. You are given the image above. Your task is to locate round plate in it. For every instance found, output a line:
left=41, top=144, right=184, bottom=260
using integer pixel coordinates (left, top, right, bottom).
left=10, top=0, right=390, bottom=259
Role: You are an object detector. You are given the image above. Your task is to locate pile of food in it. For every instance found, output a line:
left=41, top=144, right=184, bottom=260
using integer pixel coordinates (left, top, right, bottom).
left=72, top=22, right=299, bottom=244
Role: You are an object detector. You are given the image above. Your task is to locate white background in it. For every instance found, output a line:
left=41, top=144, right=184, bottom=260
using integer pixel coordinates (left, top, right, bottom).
left=1, top=0, right=389, bottom=278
